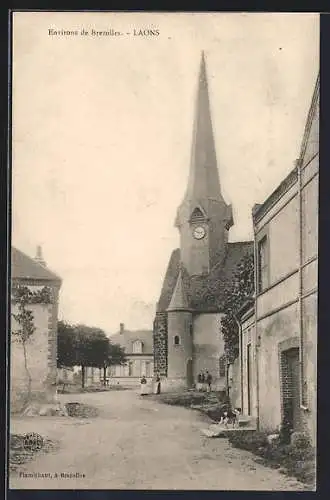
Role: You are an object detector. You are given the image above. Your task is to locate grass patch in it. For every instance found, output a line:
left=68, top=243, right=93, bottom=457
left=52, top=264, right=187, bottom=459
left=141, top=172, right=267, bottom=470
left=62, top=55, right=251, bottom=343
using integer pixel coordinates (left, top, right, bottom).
left=156, top=390, right=231, bottom=422
left=64, top=402, right=99, bottom=418
left=9, top=434, right=59, bottom=474
left=58, top=384, right=130, bottom=394
left=228, top=430, right=316, bottom=489
left=157, top=391, right=208, bottom=407
left=156, top=390, right=228, bottom=412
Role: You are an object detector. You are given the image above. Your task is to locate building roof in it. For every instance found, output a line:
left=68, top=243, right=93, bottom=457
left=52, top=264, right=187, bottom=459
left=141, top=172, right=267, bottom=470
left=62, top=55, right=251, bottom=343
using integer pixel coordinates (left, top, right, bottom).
left=167, top=270, right=191, bottom=311
left=109, top=329, right=153, bottom=355
left=157, top=241, right=253, bottom=314
left=299, top=72, right=319, bottom=161
left=11, top=247, right=61, bottom=282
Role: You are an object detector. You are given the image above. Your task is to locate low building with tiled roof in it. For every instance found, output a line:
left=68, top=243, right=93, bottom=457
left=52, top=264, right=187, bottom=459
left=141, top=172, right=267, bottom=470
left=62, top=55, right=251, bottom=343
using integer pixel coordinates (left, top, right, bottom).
left=153, top=53, right=253, bottom=391
left=10, top=246, right=62, bottom=412
left=12, top=246, right=61, bottom=283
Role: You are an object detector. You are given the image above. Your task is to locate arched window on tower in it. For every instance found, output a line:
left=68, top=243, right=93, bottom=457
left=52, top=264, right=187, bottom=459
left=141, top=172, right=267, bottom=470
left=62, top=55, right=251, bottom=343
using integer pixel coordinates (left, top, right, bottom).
left=174, top=335, right=181, bottom=346
left=190, top=207, right=205, bottom=223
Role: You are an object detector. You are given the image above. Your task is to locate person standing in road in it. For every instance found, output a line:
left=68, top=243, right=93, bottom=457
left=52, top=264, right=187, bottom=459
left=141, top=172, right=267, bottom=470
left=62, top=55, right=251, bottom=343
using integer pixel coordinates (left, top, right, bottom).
left=140, top=375, right=148, bottom=396
left=155, top=374, right=161, bottom=394
left=197, top=372, right=203, bottom=391
left=201, top=371, right=206, bottom=391
left=206, top=371, right=212, bottom=392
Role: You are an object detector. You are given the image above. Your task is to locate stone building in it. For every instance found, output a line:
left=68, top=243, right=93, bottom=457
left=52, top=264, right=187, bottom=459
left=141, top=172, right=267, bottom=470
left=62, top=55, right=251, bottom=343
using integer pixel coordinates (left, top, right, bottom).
left=11, top=246, right=62, bottom=412
left=237, top=74, right=319, bottom=444
left=106, top=323, right=154, bottom=386
left=153, top=53, right=253, bottom=391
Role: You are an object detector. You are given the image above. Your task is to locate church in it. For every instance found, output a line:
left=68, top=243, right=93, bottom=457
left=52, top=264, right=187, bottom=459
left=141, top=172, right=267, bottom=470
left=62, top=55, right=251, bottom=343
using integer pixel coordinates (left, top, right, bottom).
left=153, top=53, right=253, bottom=391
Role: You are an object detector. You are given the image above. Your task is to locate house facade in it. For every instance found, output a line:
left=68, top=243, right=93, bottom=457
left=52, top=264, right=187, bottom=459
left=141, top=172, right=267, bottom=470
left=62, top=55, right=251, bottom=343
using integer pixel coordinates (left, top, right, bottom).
left=106, top=323, right=154, bottom=386
left=153, top=53, right=253, bottom=391
left=238, top=75, right=319, bottom=444
left=11, top=246, right=62, bottom=412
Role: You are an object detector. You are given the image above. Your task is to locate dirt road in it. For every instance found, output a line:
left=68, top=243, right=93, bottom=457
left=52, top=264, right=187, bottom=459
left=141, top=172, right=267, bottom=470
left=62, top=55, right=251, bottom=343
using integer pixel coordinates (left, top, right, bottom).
left=10, top=389, right=307, bottom=490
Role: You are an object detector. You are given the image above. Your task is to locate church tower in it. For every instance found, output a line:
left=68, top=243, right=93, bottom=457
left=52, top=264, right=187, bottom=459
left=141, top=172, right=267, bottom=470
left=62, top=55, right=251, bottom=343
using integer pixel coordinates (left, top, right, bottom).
left=175, top=52, right=233, bottom=276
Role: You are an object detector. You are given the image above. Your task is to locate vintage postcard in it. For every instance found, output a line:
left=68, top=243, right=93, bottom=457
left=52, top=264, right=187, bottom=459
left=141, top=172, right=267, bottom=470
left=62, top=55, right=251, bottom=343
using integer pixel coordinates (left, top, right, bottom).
left=9, top=11, right=319, bottom=491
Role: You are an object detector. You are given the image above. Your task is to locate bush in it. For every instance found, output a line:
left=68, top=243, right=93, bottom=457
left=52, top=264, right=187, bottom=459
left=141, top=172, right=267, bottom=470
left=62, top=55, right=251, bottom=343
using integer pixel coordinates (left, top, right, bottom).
left=64, top=402, right=99, bottom=418
left=9, top=434, right=59, bottom=474
left=290, top=431, right=311, bottom=449
left=279, top=418, right=292, bottom=444
left=158, top=390, right=228, bottom=409
left=229, top=431, right=268, bottom=453
left=228, top=430, right=316, bottom=488
left=158, top=392, right=207, bottom=407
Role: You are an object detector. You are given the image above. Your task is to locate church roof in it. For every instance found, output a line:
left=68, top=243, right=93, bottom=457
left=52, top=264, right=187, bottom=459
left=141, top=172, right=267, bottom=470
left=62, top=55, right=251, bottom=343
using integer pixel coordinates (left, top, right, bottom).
left=167, top=270, right=191, bottom=311
left=11, top=247, right=61, bottom=282
left=109, top=329, right=153, bottom=355
left=156, top=241, right=253, bottom=314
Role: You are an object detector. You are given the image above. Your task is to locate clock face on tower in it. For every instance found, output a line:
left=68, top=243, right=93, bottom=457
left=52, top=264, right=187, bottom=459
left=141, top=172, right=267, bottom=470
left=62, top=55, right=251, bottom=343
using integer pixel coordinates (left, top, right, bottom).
left=193, top=226, right=206, bottom=240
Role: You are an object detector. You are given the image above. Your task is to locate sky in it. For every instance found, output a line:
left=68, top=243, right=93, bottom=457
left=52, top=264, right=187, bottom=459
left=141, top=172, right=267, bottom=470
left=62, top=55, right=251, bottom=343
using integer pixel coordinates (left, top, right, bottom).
left=12, top=12, right=319, bottom=335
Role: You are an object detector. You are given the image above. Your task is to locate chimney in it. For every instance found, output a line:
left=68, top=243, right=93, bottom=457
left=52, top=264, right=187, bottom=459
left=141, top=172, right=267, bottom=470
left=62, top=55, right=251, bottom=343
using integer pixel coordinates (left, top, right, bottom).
left=35, top=245, right=46, bottom=267
left=120, top=323, right=125, bottom=335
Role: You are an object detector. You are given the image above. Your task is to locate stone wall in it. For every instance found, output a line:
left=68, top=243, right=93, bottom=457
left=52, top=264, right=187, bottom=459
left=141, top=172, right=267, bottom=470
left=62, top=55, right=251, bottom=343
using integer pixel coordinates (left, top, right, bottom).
left=153, top=312, right=168, bottom=377
left=10, top=283, right=60, bottom=412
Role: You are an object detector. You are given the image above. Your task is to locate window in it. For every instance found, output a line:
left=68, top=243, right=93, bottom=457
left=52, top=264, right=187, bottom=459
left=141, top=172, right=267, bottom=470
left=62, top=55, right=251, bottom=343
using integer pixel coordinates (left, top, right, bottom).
left=174, top=335, right=181, bottom=345
left=190, top=207, right=205, bottom=222
left=128, top=362, right=133, bottom=376
left=219, top=355, right=226, bottom=377
left=258, top=236, right=269, bottom=292
left=132, top=340, right=143, bottom=354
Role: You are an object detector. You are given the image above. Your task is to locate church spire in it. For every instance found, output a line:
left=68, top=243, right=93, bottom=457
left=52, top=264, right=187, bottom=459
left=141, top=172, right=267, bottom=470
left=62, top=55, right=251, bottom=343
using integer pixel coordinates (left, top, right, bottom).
left=185, top=51, right=223, bottom=203
left=174, top=52, right=233, bottom=276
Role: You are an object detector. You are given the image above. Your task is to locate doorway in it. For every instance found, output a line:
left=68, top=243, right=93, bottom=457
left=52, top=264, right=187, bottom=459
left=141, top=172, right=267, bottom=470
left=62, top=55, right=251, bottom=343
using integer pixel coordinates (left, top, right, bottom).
left=283, top=347, right=301, bottom=432
left=247, top=343, right=253, bottom=415
left=186, top=359, right=193, bottom=388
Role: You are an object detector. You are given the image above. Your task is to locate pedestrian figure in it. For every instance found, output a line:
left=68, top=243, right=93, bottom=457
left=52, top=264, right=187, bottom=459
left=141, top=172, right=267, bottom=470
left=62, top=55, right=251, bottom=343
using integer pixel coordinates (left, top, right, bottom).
left=140, top=375, right=148, bottom=396
left=197, top=372, right=203, bottom=391
left=206, top=371, right=212, bottom=392
left=155, top=374, right=161, bottom=394
left=201, top=371, right=206, bottom=391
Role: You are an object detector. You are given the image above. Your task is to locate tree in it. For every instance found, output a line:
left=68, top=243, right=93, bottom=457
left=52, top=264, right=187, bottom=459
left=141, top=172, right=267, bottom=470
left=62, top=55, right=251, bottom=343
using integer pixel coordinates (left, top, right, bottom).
left=11, top=284, right=36, bottom=408
left=221, top=253, right=254, bottom=363
left=57, top=322, right=126, bottom=388
left=103, top=342, right=126, bottom=385
left=75, top=325, right=111, bottom=388
left=57, top=320, right=77, bottom=368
